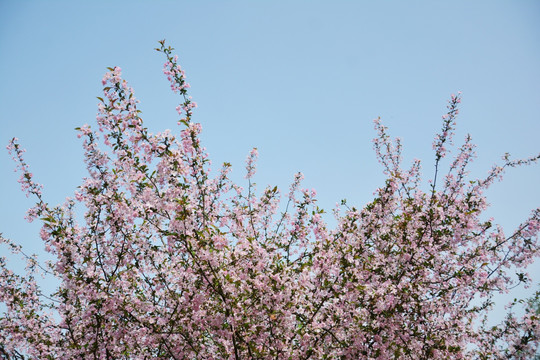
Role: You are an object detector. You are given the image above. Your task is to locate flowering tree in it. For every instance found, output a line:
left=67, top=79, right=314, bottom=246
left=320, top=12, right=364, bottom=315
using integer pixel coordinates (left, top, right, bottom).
left=1, top=41, right=539, bottom=359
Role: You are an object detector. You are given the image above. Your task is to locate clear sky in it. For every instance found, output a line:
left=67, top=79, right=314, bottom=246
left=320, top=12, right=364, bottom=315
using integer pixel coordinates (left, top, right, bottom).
left=1, top=0, right=539, bottom=316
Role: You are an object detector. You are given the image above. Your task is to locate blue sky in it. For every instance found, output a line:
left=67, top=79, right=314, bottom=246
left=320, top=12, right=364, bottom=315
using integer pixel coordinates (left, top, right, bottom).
left=1, top=1, right=539, bottom=309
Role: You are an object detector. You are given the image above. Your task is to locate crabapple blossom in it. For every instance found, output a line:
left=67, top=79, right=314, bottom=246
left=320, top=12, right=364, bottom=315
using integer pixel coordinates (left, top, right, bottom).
left=1, top=41, right=539, bottom=359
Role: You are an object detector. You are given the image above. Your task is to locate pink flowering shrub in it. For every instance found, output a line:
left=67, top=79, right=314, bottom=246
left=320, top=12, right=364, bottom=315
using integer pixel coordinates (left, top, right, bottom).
left=1, top=40, right=539, bottom=359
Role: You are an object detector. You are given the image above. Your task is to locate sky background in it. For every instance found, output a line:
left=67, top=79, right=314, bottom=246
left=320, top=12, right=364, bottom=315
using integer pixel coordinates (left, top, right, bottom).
left=1, top=0, right=539, bottom=320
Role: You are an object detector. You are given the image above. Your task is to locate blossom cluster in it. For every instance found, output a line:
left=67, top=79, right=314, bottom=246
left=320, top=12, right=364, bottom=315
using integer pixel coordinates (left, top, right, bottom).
left=1, top=42, right=539, bottom=359
left=158, top=40, right=197, bottom=124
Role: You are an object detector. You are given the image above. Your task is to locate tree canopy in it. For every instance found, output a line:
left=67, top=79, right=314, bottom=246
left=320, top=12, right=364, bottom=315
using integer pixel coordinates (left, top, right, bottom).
left=1, top=41, right=538, bottom=359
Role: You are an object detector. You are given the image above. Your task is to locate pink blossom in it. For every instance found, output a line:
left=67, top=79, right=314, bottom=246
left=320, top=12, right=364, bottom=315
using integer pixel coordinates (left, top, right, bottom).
left=1, top=42, right=538, bottom=359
